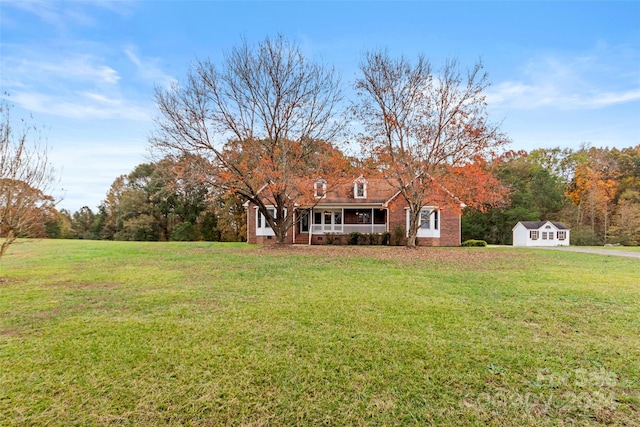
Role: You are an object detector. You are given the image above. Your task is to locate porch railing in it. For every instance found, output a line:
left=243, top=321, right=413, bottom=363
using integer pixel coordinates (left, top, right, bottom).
left=311, top=224, right=387, bottom=234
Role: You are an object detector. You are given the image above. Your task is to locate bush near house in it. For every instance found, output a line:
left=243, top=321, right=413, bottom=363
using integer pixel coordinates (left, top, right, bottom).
left=462, top=239, right=488, bottom=247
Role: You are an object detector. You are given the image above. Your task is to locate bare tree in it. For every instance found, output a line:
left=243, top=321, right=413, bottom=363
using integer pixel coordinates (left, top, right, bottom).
left=354, top=51, right=509, bottom=247
left=152, top=35, right=347, bottom=244
left=0, top=100, right=57, bottom=259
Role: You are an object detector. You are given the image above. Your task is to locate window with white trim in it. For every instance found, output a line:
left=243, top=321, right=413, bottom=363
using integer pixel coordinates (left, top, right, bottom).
left=314, top=179, right=326, bottom=198
left=419, top=209, right=439, bottom=230
left=542, top=232, right=548, bottom=240
left=256, top=207, right=284, bottom=237
left=408, top=207, right=440, bottom=238
left=530, top=230, right=539, bottom=240
left=354, top=181, right=366, bottom=198
left=557, top=231, right=566, bottom=240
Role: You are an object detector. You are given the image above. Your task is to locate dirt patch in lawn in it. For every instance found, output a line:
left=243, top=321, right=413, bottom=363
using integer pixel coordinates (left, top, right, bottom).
left=46, top=281, right=123, bottom=290
left=252, top=245, right=522, bottom=269
left=0, top=277, right=24, bottom=287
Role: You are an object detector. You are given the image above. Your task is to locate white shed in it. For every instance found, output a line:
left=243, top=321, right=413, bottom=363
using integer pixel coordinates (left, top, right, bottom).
left=512, top=221, right=570, bottom=247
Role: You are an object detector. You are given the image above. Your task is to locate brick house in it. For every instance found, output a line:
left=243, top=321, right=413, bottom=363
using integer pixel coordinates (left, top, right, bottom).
left=246, top=176, right=463, bottom=246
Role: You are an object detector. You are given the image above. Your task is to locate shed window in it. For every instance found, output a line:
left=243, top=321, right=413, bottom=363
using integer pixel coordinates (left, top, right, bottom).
left=530, top=230, right=539, bottom=240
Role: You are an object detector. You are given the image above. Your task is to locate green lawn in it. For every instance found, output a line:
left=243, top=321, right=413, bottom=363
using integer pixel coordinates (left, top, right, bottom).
left=598, top=246, right=640, bottom=253
left=1, top=240, right=638, bottom=426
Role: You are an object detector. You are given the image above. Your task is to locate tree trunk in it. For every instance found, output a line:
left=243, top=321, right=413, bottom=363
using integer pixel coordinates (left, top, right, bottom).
left=0, top=230, right=16, bottom=260
left=406, top=208, right=420, bottom=248
left=274, top=223, right=288, bottom=244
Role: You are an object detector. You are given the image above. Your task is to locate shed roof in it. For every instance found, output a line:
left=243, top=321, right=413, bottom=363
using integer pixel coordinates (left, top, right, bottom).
left=517, top=221, right=570, bottom=230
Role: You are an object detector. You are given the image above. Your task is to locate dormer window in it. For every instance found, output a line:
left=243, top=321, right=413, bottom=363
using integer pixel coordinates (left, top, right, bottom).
left=354, top=176, right=367, bottom=199
left=314, top=179, right=326, bottom=198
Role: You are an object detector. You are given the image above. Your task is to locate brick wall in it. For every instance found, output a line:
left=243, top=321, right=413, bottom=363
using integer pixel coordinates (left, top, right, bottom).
left=437, top=208, right=461, bottom=246
left=388, top=202, right=461, bottom=247
left=246, top=203, right=256, bottom=244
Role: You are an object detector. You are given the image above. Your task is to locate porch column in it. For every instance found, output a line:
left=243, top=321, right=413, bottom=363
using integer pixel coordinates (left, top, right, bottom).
left=308, top=208, right=313, bottom=245
left=371, top=208, right=374, bottom=233
left=386, top=208, right=389, bottom=233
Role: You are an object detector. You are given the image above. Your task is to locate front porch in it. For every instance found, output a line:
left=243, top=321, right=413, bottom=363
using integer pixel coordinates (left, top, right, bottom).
left=296, top=207, right=388, bottom=243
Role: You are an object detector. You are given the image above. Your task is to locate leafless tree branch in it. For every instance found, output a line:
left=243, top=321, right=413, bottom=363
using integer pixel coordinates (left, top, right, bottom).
left=0, top=99, right=57, bottom=259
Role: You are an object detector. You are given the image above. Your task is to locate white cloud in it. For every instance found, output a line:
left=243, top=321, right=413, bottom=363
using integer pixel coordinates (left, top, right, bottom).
left=584, top=89, right=640, bottom=108
left=5, top=55, right=120, bottom=85
left=124, top=46, right=177, bottom=88
left=487, top=82, right=640, bottom=110
left=11, top=91, right=150, bottom=121
left=81, top=91, right=122, bottom=106
left=0, top=50, right=156, bottom=121
left=488, top=46, right=640, bottom=111
left=4, top=0, right=134, bottom=32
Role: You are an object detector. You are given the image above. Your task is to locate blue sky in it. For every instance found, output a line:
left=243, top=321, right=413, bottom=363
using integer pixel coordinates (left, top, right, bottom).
left=1, top=1, right=639, bottom=212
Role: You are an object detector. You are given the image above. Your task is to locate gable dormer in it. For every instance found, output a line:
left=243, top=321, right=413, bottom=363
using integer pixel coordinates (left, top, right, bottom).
left=354, top=176, right=367, bottom=199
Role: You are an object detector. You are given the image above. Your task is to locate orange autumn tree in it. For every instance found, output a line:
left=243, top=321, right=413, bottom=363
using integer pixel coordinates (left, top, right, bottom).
left=152, top=35, right=347, bottom=244
left=567, top=148, right=619, bottom=243
left=354, top=51, right=509, bottom=247
left=442, top=157, right=510, bottom=212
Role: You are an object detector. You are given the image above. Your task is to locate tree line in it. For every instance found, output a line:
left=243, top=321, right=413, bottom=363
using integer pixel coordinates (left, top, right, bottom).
left=463, top=145, right=640, bottom=245
left=44, top=144, right=638, bottom=246
left=46, top=154, right=246, bottom=242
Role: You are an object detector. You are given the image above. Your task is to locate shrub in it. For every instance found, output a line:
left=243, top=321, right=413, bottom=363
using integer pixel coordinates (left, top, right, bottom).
left=381, top=231, right=391, bottom=245
left=367, top=233, right=380, bottom=245
left=357, top=233, right=369, bottom=245
left=348, top=232, right=362, bottom=245
left=462, top=239, right=487, bottom=247
left=392, top=225, right=405, bottom=246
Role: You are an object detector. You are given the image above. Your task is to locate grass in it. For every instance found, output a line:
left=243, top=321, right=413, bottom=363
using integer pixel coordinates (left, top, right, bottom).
left=1, top=240, right=639, bottom=426
left=597, top=246, right=640, bottom=253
